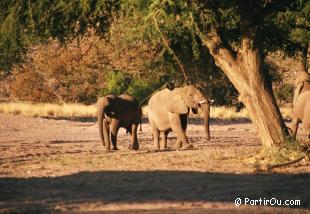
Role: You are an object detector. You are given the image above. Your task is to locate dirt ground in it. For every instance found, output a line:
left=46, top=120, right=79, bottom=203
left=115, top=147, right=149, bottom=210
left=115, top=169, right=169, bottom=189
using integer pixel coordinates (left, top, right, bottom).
left=0, top=113, right=309, bottom=213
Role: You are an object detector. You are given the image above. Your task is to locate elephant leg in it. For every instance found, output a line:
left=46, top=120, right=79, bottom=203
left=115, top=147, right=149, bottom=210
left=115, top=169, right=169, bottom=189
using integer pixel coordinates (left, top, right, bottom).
left=160, top=131, right=168, bottom=150
left=110, top=120, right=120, bottom=150
left=153, top=129, right=160, bottom=150
left=129, top=123, right=139, bottom=150
left=168, top=113, right=192, bottom=149
left=290, top=113, right=300, bottom=139
left=149, top=118, right=160, bottom=150
left=176, top=138, right=182, bottom=149
left=102, top=118, right=111, bottom=150
left=302, top=111, right=310, bottom=141
left=177, top=115, right=187, bottom=148
left=180, top=114, right=188, bottom=131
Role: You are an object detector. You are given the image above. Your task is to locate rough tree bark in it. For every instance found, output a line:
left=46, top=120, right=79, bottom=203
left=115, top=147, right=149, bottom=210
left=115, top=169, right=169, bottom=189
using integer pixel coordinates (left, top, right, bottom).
left=196, top=2, right=290, bottom=147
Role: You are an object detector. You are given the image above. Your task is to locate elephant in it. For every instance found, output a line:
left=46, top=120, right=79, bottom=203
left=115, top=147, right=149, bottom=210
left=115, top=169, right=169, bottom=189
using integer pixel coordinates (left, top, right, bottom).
left=293, top=71, right=310, bottom=106
left=97, top=94, right=142, bottom=150
left=147, top=85, right=211, bottom=150
left=290, top=69, right=310, bottom=139
left=291, top=91, right=310, bottom=139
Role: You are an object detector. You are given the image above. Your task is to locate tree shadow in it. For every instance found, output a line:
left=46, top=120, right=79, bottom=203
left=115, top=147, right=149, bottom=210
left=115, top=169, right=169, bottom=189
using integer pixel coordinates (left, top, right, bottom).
left=0, top=171, right=309, bottom=212
left=40, top=116, right=253, bottom=127
left=41, top=116, right=96, bottom=123
left=49, top=140, right=96, bottom=144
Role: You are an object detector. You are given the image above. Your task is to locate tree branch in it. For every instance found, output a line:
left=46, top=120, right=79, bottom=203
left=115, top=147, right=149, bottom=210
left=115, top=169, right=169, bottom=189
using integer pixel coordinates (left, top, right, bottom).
left=152, top=15, right=189, bottom=83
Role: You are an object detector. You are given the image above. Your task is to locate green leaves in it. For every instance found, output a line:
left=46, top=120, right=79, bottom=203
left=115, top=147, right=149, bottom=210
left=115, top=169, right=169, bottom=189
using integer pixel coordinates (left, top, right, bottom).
left=0, top=0, right=119, bottom=72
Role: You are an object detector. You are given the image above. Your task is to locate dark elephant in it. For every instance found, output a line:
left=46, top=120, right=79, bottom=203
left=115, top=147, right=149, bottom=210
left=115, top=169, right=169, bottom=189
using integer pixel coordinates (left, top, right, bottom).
left=97, top=94, right=142, bottom=150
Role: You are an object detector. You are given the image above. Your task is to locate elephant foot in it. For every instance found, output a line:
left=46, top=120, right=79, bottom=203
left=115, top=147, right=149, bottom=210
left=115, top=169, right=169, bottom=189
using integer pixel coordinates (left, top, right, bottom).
left=154, top=146, right=160, bottom=151
left=182, top=143, right=193, bottom=149
left=103, top=146, right=110, bottom=151
left=159, top=145, right=167, bottom=150
left=129, top=144, right=139, bottom=150
left=175, top=144, right=182, bottom=149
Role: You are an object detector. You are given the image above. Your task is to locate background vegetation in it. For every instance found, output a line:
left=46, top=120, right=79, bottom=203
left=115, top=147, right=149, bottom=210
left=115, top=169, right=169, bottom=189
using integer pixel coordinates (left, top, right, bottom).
left=0, top=0, right=308, bottom=107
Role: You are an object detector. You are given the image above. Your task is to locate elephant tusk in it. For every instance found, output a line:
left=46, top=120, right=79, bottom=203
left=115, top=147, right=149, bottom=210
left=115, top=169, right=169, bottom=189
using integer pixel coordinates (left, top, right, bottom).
left=198, top=100, right=207, bottom=105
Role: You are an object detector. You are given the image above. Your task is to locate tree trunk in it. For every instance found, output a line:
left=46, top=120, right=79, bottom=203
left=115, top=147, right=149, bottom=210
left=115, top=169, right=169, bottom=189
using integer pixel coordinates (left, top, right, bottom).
left=200, top=33, right=289, bottom=147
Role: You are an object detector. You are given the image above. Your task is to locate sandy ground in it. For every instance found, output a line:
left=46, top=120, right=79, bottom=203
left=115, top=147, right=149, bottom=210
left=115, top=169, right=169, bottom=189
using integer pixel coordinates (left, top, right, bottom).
left=0, top=113, right=309, bottom=213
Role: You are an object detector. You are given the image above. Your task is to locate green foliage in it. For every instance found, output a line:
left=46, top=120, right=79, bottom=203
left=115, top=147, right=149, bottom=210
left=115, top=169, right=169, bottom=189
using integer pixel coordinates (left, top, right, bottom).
left=1, top=0, right=309, bottom=108
left=101, top=71, right=131, bottom=96
left=117, top=0, right=240, bottom=105
left=101, top=70, right=165, bottom=103
left=274, top=84, right=294, bottom=105
left=0, top=3, right=25, bottom=72
left=0, top=0, right=120, bottom=72
left=127, top=77, right=164, bottom=103
left=264, top=0, right=309, bottom=56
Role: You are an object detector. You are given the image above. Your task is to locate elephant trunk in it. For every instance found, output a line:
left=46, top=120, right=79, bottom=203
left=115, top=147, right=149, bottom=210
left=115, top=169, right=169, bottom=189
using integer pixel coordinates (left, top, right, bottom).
left=97, top=98, right=111, bottom=149
left=201, top=103, right=210, bottom=140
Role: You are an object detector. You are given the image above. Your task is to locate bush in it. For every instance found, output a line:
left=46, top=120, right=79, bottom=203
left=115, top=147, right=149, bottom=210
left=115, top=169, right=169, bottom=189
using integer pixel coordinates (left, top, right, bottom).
left=274, top=83, right=294, bottom=105
left=127, top=78, right=163, bottom=104
left=10, top=68, right=58, bottom=103
left=8, top=39, right=106, bottom=104
left=100, top=71, right=131, bottom=96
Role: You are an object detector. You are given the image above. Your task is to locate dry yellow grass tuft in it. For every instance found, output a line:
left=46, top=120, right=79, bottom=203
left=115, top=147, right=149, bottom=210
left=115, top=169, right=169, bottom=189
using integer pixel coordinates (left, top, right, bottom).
left=0, top=102, right=293, bottom=120
left=210, top=106, right=249, bottom=120
left=0, top=102, right=97, bottom=117
left=210, top=106, right=292, bottom=120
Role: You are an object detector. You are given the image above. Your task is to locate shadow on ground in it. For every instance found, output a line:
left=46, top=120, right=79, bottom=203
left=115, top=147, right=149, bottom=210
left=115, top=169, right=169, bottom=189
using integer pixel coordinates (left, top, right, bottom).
left=0, top=171, right=309, bottom=212
left=41, top=116, right=253, bottom=126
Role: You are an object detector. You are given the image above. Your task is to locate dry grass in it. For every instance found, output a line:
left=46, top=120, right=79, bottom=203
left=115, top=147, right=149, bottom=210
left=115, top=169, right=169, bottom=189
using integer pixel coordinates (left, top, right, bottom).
left=210, top=106, right=292, bottom=120
left=210, top=106, right=249, bottom=120
left=0, top=102, right=292, bottom=120
left=0, top=102, right=97, bottom=117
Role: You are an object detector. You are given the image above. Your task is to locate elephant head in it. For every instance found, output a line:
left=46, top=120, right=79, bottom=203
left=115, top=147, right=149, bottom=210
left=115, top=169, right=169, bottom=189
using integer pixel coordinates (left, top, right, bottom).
left=169, top=85, right=211, bottom=140
left=293, top=69, right=310, bottom=106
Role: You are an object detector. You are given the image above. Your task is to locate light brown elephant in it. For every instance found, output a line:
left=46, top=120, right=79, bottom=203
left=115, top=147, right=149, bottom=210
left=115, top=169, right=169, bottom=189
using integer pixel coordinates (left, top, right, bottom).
left=148, top=85, right=211, bottom=150
left=97, top=94, right=142, bottom=150
left=290, top=69, right=310, bottom=139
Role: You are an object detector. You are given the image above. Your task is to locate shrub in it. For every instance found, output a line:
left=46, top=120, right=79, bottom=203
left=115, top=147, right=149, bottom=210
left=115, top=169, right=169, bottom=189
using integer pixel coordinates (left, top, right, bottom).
left=127, top=78, right=163, bottom=103
left=100, top=71, right=131, bottom=96
left=274, top=83, right=294, bottom=105
left=9, top=39, right=106, bottom=104
left=10, top=67, right=58, bottom=103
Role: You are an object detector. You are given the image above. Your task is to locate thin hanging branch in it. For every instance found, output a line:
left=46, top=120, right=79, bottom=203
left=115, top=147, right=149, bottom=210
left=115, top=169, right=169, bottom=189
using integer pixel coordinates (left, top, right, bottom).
left=152, top=15, right=189, bottom=83
left=267, top=148, right=310, bottom=171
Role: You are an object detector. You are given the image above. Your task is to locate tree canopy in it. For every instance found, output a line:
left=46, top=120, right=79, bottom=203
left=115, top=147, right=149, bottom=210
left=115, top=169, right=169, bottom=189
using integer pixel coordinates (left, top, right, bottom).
left=0, top=0, right=119, bottom=72
left=1, top=0, right=308, bottom=73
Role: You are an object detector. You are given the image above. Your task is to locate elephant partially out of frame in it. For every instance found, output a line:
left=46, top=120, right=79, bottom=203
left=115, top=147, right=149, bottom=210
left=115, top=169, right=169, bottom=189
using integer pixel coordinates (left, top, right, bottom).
left=148, top=85, right=211, bottom=150
left=97, top=94, right=142, bottom=150
left=290, top=69, right=310, bottom=140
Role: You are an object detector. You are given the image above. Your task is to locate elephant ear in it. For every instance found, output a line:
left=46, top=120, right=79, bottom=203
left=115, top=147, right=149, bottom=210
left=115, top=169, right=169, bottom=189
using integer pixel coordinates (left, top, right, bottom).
left=167, top=94, right=188, bottom=114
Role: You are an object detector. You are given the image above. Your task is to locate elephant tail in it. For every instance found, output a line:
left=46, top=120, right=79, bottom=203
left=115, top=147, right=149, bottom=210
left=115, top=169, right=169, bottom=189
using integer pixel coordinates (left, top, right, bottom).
left=97, top=97, right=110, bottom=149
left=139, top=118, right=143, bottom=133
